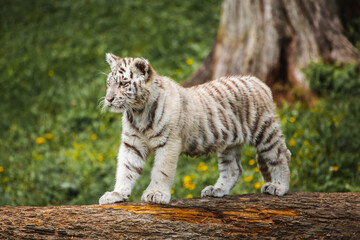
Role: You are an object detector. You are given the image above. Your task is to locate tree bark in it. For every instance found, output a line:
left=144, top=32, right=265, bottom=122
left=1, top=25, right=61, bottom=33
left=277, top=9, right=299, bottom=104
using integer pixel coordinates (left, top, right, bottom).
left=183, top=0, right=360, bottom=104
left=1, top=193, right=359, bottom=239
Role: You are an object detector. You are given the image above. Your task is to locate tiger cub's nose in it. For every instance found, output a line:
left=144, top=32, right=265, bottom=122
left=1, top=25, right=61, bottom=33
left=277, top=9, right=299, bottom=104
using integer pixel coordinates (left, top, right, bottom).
left=106, top=97, right=114, bottom=102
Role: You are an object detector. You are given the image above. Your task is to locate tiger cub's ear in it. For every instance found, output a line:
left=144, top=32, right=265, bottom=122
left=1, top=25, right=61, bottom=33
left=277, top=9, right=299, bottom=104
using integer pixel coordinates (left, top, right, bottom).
left=131, top=58, right=152, bottom=81
left=106, top=53, right=119, bottom=70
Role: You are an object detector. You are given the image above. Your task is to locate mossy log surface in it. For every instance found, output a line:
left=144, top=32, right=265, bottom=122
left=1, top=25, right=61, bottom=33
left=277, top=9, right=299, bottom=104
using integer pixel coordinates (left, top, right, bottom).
left=1, top=192, right=359, bottom=239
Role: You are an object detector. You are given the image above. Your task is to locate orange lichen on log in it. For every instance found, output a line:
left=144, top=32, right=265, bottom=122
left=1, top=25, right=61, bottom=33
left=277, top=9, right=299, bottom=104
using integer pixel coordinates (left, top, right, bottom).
left=99, top=203, right=298, bottom=225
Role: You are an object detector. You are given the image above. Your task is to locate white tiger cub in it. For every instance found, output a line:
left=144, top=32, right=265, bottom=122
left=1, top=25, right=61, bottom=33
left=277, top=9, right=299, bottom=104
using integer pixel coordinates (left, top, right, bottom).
left=99, top=53, right=291, bottom=204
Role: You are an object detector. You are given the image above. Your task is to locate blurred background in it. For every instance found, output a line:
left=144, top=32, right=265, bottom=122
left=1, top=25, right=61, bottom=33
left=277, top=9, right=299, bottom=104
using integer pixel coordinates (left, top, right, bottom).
left=1, top=0, right=359, bottom=206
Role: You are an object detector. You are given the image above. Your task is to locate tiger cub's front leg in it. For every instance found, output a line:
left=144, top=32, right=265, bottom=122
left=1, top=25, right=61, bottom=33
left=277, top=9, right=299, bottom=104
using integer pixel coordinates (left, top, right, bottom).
left=99, top=141, right=148, bottom=204
left=141, top=139, right=181, bottom=204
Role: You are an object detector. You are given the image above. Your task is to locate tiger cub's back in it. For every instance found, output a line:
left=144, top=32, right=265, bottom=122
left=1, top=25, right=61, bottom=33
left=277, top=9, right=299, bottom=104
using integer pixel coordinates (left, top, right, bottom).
left=182, top=75, right=276, bottom=156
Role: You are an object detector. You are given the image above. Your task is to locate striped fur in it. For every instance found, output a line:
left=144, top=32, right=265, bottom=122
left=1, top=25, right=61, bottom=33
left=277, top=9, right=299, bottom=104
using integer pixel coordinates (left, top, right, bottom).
left=99, top=54, right=290, bottom=205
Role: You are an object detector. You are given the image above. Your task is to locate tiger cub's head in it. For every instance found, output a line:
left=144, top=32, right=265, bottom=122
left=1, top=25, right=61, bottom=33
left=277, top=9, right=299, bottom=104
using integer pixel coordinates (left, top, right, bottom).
left=103, top=53, right=153, bottom=113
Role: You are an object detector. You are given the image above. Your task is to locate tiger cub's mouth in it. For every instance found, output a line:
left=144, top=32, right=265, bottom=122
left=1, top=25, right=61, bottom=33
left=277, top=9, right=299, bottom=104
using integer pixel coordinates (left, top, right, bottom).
left=102, top=99, right=126, bottom=113
left=109, top=105, right=124, bottom=113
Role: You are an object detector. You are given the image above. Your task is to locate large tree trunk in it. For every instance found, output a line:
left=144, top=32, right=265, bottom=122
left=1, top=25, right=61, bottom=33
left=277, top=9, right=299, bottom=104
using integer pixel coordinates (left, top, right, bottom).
left=183, top=0, right=360, bottom=104
left=1, top=193, right=359, bottom=239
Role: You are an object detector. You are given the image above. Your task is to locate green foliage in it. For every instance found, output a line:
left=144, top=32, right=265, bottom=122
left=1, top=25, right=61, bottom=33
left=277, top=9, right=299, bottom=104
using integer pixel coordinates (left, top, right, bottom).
left=304, top=62, right=360, bottom=97
left=280, top=62, right=360, bottom=193
left=1, top=1, right=359, bottom=206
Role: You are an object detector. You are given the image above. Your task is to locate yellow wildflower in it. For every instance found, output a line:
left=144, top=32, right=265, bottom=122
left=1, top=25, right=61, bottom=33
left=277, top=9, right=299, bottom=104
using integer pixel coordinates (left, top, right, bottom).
left=183, top=175, right=196, bottom=190
left=170, top=188, right=174, bottom=194
left=244, top=176, right=253, bottom=182
left=331, top=166, right=339, bottom=172
left=36, top=137, right=46, bottom=144
left=183, top=182, right=196, bottom=190
left=48, top=69, right=54, bottom=77
left=98, top=155, right=104, bottom=162
left=289, top=117, right=296, bottom=123
left=175, top=69, right=182, bottom=74
left=186, top=194, right=193, bottom=199
left=254, top=167, right=259, bottom=172
left=254, top=182, right=262, bottom=189
left=0, top=166, right=4, bottom=173
left=90, top=134, right=97, bottom=141
left=281, top=118, right=286, bottom=124
left=183, top=175, right=192, bottom=183
left=45, top=133, right=54, bottom=140
left=186, top=59, right=194, bottom=65
left=293, top=132, right=299, bottom=138
left=197, top=162, right=208, bottom=172
left=248, top=159, right=255, bottom=166
left=289, top=138, right=295, bottom=147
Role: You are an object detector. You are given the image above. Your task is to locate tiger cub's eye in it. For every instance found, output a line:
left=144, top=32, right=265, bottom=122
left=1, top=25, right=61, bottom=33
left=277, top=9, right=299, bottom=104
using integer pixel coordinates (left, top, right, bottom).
left=120, top=82, right=130, bottom=87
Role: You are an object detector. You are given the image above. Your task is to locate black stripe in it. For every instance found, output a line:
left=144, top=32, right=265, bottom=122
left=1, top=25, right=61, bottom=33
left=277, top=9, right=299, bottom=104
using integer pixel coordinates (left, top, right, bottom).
left=204, top=84, right=226, bottom=109
left=124, top=142, right=143, bottom=160
left=230, top=117, right=238, bottom=142
left=263, top=128, right=280, bottom=145
left=160, top=171, right=169, bottom=178
left=219, top=107, right=230, bottom=131
left=239, top=80, right=250, bottom=123
left=255, top=118, right=272, bottom=146
left=133, top=81, right=138, bottom=92
left=211, top=83, right=226, bottom=99
left=208, top=112, right=219, bottom=140
left=150, top=125, right=166, bottom=138
left=155, top=101, right=166, bottom=125
left=229, top=100, right=245, bottom=141
left=144, top=95, right=159, bottom=132
left=133, top=105, right=145, bottom=114
left=126, top=111, right=141, bottom=132
left=198, top=118, right=208, bottom=147
left=124, top=164, right=131, bottom=171
left=179, top=91, right=188, bottom=110
left=221, top=129, right=228, bottom=143
left=251, top=111, right=263, bottom=144
left=198, top=93, right=218, bottom=141
left=154, top=139, right=168, bottom=151
left=259, top=139, right=280, bottom=154
left=222, top=80, right=237, bottom=96
left=130, top=71, right=133, bottom=79
left=220, top=158, right=232, bottom=165
left=133, top=166, right=143, bottom=175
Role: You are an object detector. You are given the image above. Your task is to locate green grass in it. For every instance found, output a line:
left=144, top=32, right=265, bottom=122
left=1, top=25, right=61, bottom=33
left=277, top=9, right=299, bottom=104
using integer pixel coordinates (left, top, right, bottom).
left=1, top=0, right=359, bottom=206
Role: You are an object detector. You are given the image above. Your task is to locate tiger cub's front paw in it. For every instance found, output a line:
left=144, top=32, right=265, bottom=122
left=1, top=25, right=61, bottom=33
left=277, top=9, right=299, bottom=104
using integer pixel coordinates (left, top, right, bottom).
left=201, top=185, right=228, bottom=197
left=99, top=191, right=129, bottom=205
left=141, top=189, right=171, bottom=204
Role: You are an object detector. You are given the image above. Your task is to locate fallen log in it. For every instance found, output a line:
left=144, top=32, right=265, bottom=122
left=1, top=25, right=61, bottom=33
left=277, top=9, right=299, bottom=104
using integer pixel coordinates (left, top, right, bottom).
left=0, top=192, right=359, bottom=239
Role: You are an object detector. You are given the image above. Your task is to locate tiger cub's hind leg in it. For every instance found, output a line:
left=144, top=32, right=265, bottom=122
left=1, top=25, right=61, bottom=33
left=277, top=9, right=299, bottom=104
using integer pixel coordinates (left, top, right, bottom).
left=256, top=120, right=290, bottom=196
left=201, top=145, right=242, bottom=198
